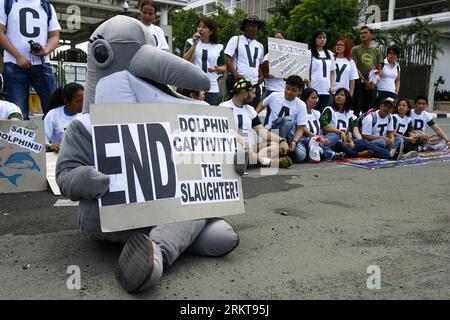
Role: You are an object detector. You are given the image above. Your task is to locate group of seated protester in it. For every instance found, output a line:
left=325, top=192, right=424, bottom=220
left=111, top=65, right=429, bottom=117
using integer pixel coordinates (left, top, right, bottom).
left=223, top=77, right=450, bottom=169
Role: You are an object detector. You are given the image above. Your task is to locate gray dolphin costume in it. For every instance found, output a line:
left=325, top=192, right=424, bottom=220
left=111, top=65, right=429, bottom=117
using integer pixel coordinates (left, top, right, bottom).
left=56, top=16, right=239, bottom=293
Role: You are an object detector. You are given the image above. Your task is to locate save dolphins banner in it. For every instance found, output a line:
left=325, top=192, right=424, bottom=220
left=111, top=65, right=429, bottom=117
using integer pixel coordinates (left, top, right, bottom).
left=268, top=37, right=309, bottom=79
left=91, top=103, right=245, bottom=232
left=0, top=117, right=47, bottom=193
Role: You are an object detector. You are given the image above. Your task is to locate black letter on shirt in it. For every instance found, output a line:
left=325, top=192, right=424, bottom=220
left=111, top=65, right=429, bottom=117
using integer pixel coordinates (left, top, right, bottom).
left=202, top=49, right=208, bottom=73
left=20, top=8, right=40, bottom=38
left=335, top=64, right=347, bottom=83
left=245, top=45, right=259, bottom=68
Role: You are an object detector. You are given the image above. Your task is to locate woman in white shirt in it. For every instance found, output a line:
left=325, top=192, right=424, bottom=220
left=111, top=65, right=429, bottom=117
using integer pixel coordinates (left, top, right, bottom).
left=305, top=29, right=336, bottom=113
left=376, top=45, right=401, bottom=106
left=333, top=37, right=359, bottom=96
left=183, top=17, right=226, bottom=106
left=44, top=83, right=84, bottom=152
left=139, top=0, right=170, bottom=52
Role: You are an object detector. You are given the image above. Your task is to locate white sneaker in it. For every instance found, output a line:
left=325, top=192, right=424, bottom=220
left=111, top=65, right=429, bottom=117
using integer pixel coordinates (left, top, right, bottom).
left=308, top=136, right=321, bottom=163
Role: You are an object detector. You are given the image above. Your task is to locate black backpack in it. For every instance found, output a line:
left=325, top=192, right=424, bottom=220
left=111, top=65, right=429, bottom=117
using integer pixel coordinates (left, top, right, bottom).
left=4, top=0, right=52, bottom=27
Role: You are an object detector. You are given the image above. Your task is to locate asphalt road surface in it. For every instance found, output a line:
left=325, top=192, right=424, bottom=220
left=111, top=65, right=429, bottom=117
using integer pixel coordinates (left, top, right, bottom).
left=1, top=119, right=449, bottom=300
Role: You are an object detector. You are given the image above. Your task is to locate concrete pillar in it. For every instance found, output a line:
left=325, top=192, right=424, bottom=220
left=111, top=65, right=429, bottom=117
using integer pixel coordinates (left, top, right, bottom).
left=388, top=0, right=396, bottom=21
left=159, top=4, right=168, bottom=26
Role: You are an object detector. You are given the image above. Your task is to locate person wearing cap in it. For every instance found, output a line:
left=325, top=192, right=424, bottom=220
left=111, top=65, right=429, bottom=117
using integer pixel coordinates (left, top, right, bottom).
left=224, top=15, right=265, bottom=108
left=0, top=73, right=22, bottom=120
left=219, top=79, right=292, bottom=168
left=361, top=97, right=417, bottom=160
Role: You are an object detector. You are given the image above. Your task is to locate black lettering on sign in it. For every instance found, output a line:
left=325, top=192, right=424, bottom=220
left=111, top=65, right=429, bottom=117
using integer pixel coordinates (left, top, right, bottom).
left=146, top=123, right=177, bottom=199
left=122, top=124, right=153, bottom=203
left=20, top=8, right=40, bottom=38
left=414, top=119, right=424, bottom=131
left=94, top=126, right=126, bottom=206
left=378, top=123, right=388, bottom=136
left=337, top=120, right=347, bottom=132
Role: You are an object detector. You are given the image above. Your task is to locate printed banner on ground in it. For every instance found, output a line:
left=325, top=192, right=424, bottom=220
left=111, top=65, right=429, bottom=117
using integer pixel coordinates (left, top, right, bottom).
left=268, top=37, right=309, bottom=79
left=91, top=103, right=245, bottom=232
left=0, top=117, right=47, bottom=193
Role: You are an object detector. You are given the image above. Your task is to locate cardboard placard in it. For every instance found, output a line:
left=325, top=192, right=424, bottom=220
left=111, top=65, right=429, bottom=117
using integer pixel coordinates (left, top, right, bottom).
left=0, top=117, right=47, bottom=193
left=91, top=103, right=245, bottom=232
left=268, top=37, right=309, bottom=79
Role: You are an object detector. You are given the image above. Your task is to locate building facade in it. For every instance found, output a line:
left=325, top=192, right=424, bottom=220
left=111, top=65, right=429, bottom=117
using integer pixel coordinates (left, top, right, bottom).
left=187, top=0, right=276, bottom=19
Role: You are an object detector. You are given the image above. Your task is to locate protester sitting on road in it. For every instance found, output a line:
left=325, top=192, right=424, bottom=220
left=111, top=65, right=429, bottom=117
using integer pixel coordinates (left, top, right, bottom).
left=410, top=95, right=450, bottom=151
left=320, top=88, right=373, bottom=158
left=255, top=75, right=307, bottom=163
left=220, top=79, right=292, bottom=168
left=297, top=88, right=346, bottom=163
left=139, top=0, right=170, bottom=52
left=0, top=73, right=22, bottom=120
left=262, top=32, right=286, bottom=98
left=44, top=83, right=84, bottom=152
left=361, top=97, right=416, bottom=160
left=183, top=17, right=226, bottom=106
left=392, top=98, right=421, bottom=153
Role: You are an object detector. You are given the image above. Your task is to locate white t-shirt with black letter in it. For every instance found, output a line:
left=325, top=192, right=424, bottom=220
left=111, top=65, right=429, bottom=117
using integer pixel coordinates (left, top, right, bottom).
left=219, top=99, right=260, bottom=138
left=262, top=92, right=307, bottom=135
left=334, top=57, right=358, bottom=93
left=306, top=50, right=336, bottom=95
left=361, top=110, right=393, bottom=137
left=145, top=24, right=170, bottom=51
left=0, top=0, right=61, bottom=65
left=410, top=109, right=435, bottom=133
left=225, top=35, right=264, bottom=83
left=305, top=109, right=322, bottom=136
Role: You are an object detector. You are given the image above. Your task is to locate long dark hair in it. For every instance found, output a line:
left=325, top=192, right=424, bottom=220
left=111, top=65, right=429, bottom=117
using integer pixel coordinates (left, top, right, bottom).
left=332, top=88, right=352, bottom=113
left=300, top=87, right=318, bottom=105
left=310, top=29, right=330, bottom=59
left=197, top=17, right=219, bottom=44
left=395, top=98, right=411, bottom=116
left=46, top=83, right=84, bottom=117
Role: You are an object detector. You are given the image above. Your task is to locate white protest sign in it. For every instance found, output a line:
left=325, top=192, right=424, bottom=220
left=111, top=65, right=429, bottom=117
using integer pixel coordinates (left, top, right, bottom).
left=46, top=151, right=61, bottom=195
left=0, top=117, right=47, bottom=193
left=268, top=37, right=309, bottom=79
left=91, top=103, right=245, bottom=233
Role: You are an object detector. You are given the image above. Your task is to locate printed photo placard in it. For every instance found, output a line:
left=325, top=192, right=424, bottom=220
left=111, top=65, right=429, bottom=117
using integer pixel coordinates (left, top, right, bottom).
left=0, top=117, right=47, bottom=193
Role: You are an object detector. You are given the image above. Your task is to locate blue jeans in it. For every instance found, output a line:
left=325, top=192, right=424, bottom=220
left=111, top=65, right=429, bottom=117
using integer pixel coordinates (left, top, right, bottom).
left=271, top=116, right=295, bottom=139
left=3, top=62, right=56, bottom=120
left=334, top=139, right=369, bottom=157
left=298, top=133, right=340, bottom=161
left=366, top=137, right=403, bottom=159
left=205, top=92, right=219, bottom=106
left=287, top=133, right=307, bottom=162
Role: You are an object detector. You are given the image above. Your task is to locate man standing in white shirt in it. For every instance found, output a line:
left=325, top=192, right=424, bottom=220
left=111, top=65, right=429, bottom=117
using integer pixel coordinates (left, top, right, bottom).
left=0, top=0, right=60, bottom=119
left=225, top=15, right=265, bottom=108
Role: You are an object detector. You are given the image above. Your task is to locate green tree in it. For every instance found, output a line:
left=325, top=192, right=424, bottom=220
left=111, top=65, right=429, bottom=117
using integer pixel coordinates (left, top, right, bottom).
left=267, top=0, right=302, bottom=40
left=288, top=0, right=359, bottom=47
left=168, top=8, right=201, bottom=56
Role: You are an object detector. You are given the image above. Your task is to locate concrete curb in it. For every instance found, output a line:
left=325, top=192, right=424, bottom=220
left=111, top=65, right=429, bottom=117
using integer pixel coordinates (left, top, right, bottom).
left=431, top=113, right=450, bottom=119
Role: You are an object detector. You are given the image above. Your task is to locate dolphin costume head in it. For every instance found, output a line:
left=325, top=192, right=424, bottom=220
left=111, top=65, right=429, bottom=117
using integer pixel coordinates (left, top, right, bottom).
left=83, top=15, right=210, bottom=113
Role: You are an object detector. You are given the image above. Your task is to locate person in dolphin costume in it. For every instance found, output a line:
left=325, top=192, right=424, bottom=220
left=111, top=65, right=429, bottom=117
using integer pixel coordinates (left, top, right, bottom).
left=56, top=16, right=239, bottom=293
